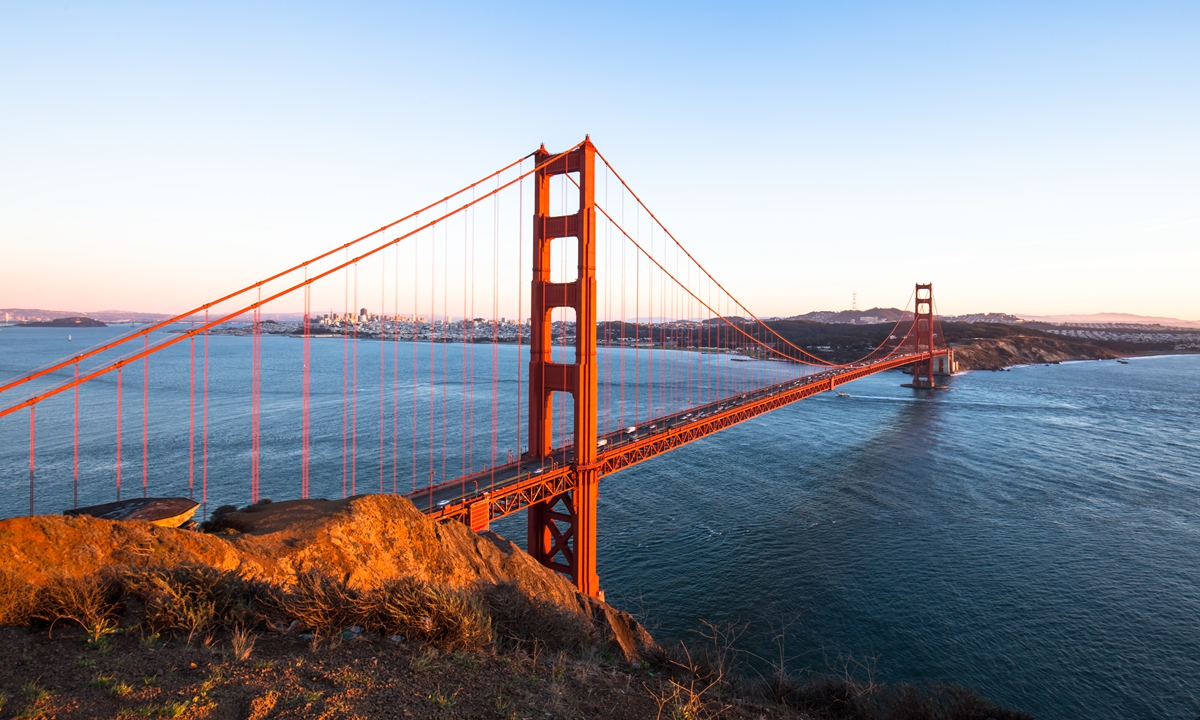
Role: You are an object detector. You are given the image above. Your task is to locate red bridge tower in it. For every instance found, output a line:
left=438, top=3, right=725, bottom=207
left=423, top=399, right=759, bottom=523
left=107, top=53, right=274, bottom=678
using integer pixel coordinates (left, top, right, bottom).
left=526, top=139, right=602, bottom=598
left=904, top=283, right=949, bottom=388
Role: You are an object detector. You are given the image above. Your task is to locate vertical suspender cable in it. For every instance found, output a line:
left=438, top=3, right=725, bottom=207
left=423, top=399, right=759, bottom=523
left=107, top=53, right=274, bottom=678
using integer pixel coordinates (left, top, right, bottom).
left=303, top=272, right=311, bottom=499
left=634, top=204, right=640, bottom=425
left=650, top=224, right=655, bottom=419
left=252, top=291, right=261, bottom=503
left=380, top=245, right=386, bottom=494
left=28, top=406, right=35, bottom=515
left=189, top=335, right=195, bottom=501
left=619, top=187, right=625, bottom=431
left=352, top=264, right=359, bottom=497
left=491, top=175, right=499, bottom=487
left=250, top=303, right=256, bottom=502
left=516, top=164, right=523, bottom=465
left=143, top=335, right=149, bottom=497
left=469, top=195, right=476, bottom=472
left=343, top=254, right=349, bottom=499
left=462, top=204, right=469, bottom=480
left=441, top=209, right=449, bottom=485
left=392, top=239, right=400, bottom=494
left=116, top=367, right=123, bottom=501
left=413, top=231, right=419, bottom=494
left=73, top=362, right=79, bottom=508
left=203, top=309, right=209, bottom=519
left=429, top=223, right=436, bottom=507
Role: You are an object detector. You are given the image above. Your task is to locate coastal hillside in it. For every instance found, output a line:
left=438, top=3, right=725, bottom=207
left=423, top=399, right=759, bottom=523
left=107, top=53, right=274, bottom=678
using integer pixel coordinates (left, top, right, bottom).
left=950, top=335, right=1120, bottom=371
left=0, top=494, right=654, bottom=662
left=764, top=319, right=1160, bottom=369
left=0, top=495, right=1031, bottom=719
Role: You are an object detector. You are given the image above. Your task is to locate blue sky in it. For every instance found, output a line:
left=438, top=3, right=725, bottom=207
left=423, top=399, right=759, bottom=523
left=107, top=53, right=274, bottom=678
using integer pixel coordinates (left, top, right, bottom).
left=1, top=1, right=1197, bottom=318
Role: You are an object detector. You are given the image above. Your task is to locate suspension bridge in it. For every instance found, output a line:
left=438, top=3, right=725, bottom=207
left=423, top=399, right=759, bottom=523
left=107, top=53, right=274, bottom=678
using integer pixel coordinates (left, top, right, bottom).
left=0, top=137, right=953, bottom=599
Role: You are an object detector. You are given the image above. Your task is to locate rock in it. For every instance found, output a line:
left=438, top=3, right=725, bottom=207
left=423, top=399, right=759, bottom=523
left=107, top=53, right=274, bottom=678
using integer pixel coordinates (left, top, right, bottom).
left=951, top=336, right=1120, bottom=371
left=0, top=494, right=657, bottom=661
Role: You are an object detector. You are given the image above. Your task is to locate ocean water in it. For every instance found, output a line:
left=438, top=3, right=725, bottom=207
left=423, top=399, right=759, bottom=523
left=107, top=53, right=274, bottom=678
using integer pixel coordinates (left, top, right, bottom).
left=2, top=326, right=1199, bottom=718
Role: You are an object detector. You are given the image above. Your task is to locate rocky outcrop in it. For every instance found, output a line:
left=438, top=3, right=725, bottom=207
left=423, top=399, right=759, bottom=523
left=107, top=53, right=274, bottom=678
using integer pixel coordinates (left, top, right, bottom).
left=0, top=494, right=657, bottom=660
left=951, top=336, right=1120, bottom=371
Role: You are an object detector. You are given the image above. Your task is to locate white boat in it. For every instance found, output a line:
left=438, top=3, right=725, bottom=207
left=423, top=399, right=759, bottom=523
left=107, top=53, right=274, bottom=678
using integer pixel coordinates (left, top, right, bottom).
left=836, top=391, right=850, bottom=398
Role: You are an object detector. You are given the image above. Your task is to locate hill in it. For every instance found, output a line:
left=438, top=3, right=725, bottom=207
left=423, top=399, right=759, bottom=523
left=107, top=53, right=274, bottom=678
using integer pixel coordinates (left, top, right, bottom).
left=763, top=319, right=1180, bottom=369
left=16, top=316, right=107, bottom=328
left=1018, top=312, right=1200, bottom=329
left=1, top=308, right=175, bottom=324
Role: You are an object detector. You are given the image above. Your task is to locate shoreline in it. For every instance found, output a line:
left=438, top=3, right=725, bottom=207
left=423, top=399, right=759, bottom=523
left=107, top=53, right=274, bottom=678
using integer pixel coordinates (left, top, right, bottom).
left=997, top=349, right=1200, bottom=371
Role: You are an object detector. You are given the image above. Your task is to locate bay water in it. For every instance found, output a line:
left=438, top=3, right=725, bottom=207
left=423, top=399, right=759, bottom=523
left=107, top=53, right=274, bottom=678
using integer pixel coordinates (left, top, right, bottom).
left=2, top=326, right=1198, bottom=718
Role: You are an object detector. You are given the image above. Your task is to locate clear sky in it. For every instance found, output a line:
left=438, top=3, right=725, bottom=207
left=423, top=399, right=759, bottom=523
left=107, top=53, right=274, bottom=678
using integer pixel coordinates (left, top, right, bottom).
left=1, top=1, right=1197, bottom=319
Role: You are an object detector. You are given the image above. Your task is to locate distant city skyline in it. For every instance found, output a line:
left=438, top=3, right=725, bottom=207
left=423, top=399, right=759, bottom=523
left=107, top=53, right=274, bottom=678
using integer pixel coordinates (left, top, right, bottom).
left=1, top=2, right=1197, bottom=320
left=5, top=306, right=1198, bottom=330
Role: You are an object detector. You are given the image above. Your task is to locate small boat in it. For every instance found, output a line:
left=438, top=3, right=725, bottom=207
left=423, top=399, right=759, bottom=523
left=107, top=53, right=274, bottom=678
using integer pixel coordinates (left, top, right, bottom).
left=836, top=391, right=850, bottom=398
left=68, top=334, right=72, bottom=341
left=1117, top=359, right=1129, bottom=364
left=65, top=497, right=200, bottom=527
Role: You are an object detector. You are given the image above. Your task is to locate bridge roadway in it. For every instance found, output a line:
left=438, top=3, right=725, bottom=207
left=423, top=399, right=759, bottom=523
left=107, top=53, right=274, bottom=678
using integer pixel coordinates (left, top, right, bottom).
left=407, top=349, right=948, bottom=530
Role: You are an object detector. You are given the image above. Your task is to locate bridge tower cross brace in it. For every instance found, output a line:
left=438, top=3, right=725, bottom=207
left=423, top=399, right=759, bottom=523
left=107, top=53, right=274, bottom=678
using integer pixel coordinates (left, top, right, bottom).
left=526, top=138, right=602, bottom=598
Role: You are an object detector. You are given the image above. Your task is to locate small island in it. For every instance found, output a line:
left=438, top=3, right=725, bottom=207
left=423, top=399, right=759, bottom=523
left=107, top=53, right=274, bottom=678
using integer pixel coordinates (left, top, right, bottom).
left=16, top=316, right=107, bottom=328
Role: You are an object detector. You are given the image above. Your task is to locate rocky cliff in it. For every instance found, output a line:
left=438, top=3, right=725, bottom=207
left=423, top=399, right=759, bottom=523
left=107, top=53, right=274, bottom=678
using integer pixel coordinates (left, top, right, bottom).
left=0, top=494, right=655, bottom=661
left=952, top=335, right=1120, bottom=371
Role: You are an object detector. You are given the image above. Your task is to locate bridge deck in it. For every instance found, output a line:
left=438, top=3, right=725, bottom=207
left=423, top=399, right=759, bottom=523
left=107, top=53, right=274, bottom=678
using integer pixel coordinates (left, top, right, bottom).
left=408, top=350, right=947, bottom=528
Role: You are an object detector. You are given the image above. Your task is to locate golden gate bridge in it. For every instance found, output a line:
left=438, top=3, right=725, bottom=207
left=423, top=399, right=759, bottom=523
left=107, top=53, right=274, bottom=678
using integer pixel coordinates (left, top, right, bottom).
left=0, top=137, right=953, bottom=599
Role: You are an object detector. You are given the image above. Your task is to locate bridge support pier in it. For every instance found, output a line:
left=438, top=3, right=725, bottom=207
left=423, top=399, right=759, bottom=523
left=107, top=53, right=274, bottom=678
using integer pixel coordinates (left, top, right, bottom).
left=933, top=349, right=955, bottom=377
left=525, top=138, right=603, bottom=598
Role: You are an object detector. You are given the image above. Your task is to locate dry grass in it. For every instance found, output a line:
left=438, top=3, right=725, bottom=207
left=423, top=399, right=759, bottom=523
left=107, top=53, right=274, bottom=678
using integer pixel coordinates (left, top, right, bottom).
left=360, top=578, right=492, bottom=651
left=31, top=573, right=119, bottom=639
left=0, top=568, right=35, bottom=627
left=278, top=570, right=360, bottom=638
left=480, top=582, right=593, bottom=652
left=646, top=623, right=742, bottom=720
left=230, top=625, right=256, bottom=661
left=15, top=567, right=587, bottom=661
left=121, top=565, right=271, bottom=642
left=742, top=652, right=1035, bottom=720
left=753, top=675, right=1036, bottom=720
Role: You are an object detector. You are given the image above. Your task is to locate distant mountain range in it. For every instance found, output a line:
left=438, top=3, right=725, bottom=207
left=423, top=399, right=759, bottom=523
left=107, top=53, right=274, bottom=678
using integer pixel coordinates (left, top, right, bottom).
left=5, top=307, right=1198, bottom=329
left=0, top=309, right=464, bottom=325
left=1016, top=312, right=1200, bottom=329
left=0, top=308, right=175, bottom=324
left=779, top=308, right=1200, bottom=329
left=781, top=307, right=909, bottom=324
